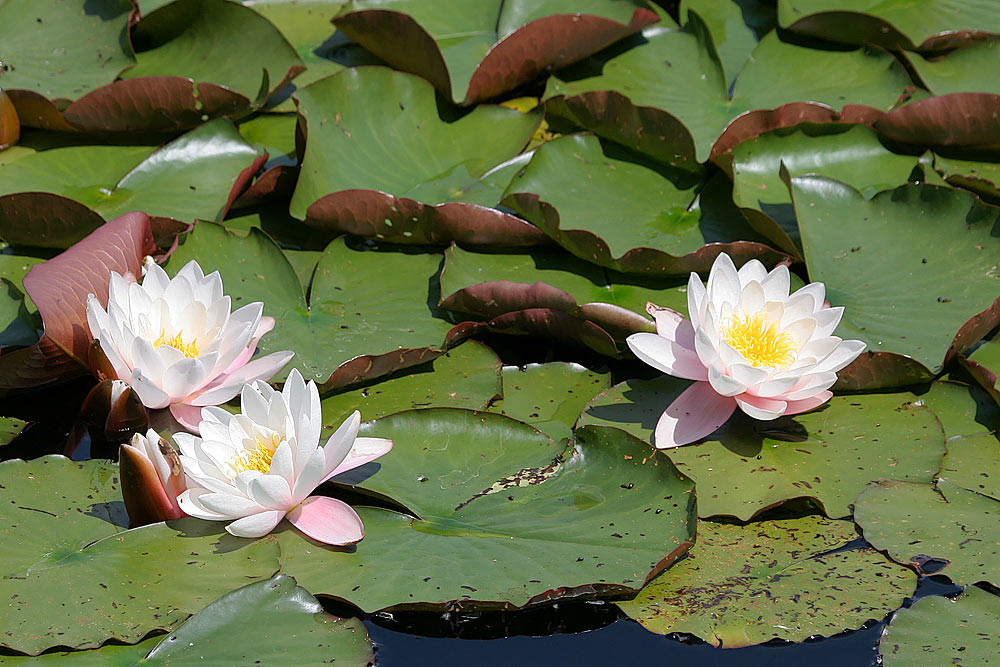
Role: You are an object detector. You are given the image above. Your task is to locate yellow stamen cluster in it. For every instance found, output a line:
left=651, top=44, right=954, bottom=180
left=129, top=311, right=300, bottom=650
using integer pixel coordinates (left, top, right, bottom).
left=231, top=433, right=284, bottom=475
left=722, top=311, right=797, bottom=369
left=153, top=330, right=200, bottom=358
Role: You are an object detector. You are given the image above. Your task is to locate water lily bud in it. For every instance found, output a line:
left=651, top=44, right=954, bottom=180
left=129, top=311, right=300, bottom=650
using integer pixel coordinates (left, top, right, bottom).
left=120, top=429, right=187, bottom=527
left=0, top=89, right=19, bottom=150
left=79, top=379, right=149, bottom=444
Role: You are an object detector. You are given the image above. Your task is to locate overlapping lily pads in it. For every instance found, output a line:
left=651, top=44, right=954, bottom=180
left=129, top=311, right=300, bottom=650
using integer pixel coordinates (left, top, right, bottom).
left=500, top=133, right=785, bottom=274
left=166, top=222, right=454, bottom=388
left=333, top=0, right=662, bottom=105
left=880, top=586, right=999, bottom=666
left=0, top=119, right=265, bottom=248
left=277, top=409, right=696, bottom=611
left=544, top=24, right=912, bottom=165
left=0, top=456, right=281, bottom=654
left=618, top=517, right=915, bottom=647
left=290, top=67, right=545, bottom=246
left=791, top=176, right=1000, bottom=389
left=578, top=378, right=945, bottom=519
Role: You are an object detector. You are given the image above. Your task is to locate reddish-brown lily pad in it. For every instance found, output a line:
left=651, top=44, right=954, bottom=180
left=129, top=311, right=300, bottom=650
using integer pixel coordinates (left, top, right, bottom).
left=333, top=0, right=661, bottom=105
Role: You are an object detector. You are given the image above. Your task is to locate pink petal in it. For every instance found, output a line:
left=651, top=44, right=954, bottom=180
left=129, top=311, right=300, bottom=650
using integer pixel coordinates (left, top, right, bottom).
left=653, top=381, right=737, bottom=449
left=221, top=315, right=275, bottom=376
left=189, top=350, right=294, bottom=406
left=784, top=390, right=833, bottom=415
left=328, top=437, right=394, bottom=479
left=627, top=332, right=708, bottom=381
left=170, top=403, right=205, bottom=434
left=646, top=304, right=683, bottom=337
left=735, top=393, right=787, bottom=420
left=287, top=496, right=364, bottom=545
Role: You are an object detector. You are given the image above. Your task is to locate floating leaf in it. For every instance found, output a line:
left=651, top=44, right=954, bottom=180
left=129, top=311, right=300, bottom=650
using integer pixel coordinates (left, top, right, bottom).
left=545, top=26, right=912, bottom=164
left=0, top=278, right=39, bottom=348
left=334, top=0, right=661, bottom=105
left=321, top=341, right=502, bottom=427
left=277, top=409, right=696, bottom=611
left=578, top=379, right=945, bottom=519
left=778, top=0, right=1000, bottom=51
left=679, top=0, right=758, bottom=87
left=880, top=586, right=1000, bottom=666
left=791, top=177, right=1000, bottom=389
left=905, top=41, right=1000, bottom=97
left=854, top=478, right=999, bottom=586
left=0, top=212, right=157, bottom=392
left=963, top=334, right=1000, bottom=406
left=167, top=224, right=453, bottom=388
left=0, top=119, right=265, bottom=247
left=0, top=416, right=28, bottom=446
left=618, top=517, right=915, bottom=647
left=501, top=133, right=785, bottom=275
left=490, top=362, right=611, bottom=441
left=933, top=155, right=1000, bottom=206
left=290, top=67, right=545, bottom=247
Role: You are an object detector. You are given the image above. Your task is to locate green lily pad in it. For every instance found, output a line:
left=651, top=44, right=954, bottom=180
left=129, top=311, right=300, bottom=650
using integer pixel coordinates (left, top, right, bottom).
left=0, top=416, right=28, bottom=446
left=334, top=0, right=661, bottom=105
left=0, top=278, right=39, bottom=348
left=679, top=0, right=757, bottom=87
left=965, top=335, right=1000, bottom=405
left=277, top=409, right=696, bottom=611
left=578, top=379, right=945, bottom=519
left=238, top=113, right=298, bottom=168
left=0, top=456, right=281, bottom=654
left=545, top=26, right=913, bottom=164
left=290, top=67, right=545, bottom=247
left=0, top=0, right=135, bottom=102
left=880, top=586, right=1000, bottom=666
left=1, top=637, right=160, bottom=665
left=0, top=120, right=264, bottom=247
left=123, top=0, right=303, bottom=105
left=321, top=340, right=502, bottom=428
left=778, top=0, right=1000, bottom=51
left=618, top=517, right=916, bottom=647
left=167, top=224, right=453, bottom=388
left=933, top=155, right=1000, bottom=206
left=490, top=362, right=611, bottom=441
left=729, top=125, right=925, bottom=255
left=501, top=133, right=784, bottom=275
left=791, top=177, right=1000, bottom=388
left=905, top=41, right=1000, bottom=97
left=854, top=478, right=999, bottom=586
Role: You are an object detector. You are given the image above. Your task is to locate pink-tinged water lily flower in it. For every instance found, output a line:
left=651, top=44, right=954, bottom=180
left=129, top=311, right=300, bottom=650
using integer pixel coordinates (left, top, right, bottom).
left=626, top=253, right=865, bottom=448
left=86, top=257, right=294, bottom=432
left=120, top=426, right=187, bottom=527
left=175, top=369, right=393, bottom=544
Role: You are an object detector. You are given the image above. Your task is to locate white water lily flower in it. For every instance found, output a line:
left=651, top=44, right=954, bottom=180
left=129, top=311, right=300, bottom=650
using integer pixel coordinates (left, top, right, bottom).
left=175, top=369, right=392, bottom=544
left=87, top=258, right=293, bottom=432
left=626, top=253, right=865, bottom=448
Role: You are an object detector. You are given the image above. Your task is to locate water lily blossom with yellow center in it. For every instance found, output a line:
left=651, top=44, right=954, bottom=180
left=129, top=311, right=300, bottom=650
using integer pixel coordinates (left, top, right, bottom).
left=626, top=253, right=865, bottom=448
left=86, top=258, right=294, bottom=432
left=175, top=369, right=393, bottom=544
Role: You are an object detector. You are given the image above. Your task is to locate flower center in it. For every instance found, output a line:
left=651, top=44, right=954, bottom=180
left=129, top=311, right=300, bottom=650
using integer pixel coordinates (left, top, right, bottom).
left=721, top=312, right=797, bottom=369
left=231, top=433, right=284, bottom=475
left=153, top=330, right=200, bottom=358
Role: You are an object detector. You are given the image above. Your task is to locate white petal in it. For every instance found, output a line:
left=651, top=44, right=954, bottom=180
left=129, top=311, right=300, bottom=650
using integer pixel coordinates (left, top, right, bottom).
left=161, top=358, right=210, bottom=402
left=247, top=474, right=293, bottom=510
left=736, top=280, right=765, bottom=315
left=736, top=259, right=767, bottom=286
left=268, top=441, right=295, bottom=487
left=782, top=317, right=817, bottom=347
left=686, top=272, right=707, bottom=328
left=729, top=363, right=770, bottom=388
left=324, top=411, right=361, bottom=472
left=130, top=367, right=170, bottom=409
left=784, top=372, right=838, bottom=400
left=291, top=448, right=329, bottom=505
left=707, top=253, right=741, bottom=308
left=813, top=306, right=844, bottom=338
left=225, top=510, right=284, bottom=538
left=761, top=264, right=791, bottom=302
left=197, top=492, right=265, bottom=518
left=735, top=395, right=787, bottom=420
left=177, top=488, right=228, bottom=520
left=814, top=339, right=866, bottom=373
left=708, top=365, right=747, bottom=397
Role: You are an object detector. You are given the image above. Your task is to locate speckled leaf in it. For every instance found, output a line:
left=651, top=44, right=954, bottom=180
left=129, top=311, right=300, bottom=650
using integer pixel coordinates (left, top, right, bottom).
left=729, top=125, right=924, bottom=255
left=618, top=517, right=915, bottom=647
left=122, top=0, right=303, bottom=104
left=545, top=27, right=913, bottom=164
left=0, top=0, right=134, bottom=102
left=855, top=478, right=999, bottom=586
left=489, top=362, right=611, bottom=441
left=0, top=120, right=264, bottom=247
left=880, top=586, right=1000, bottom=667
left=0, top=456, right=281, bottom=655
left=0, top=637, right=159, bottom=665
left=277, top=409, right=696, bottom=612
left=578, top=380, right=945, bottom=519
left=778, top=0, right=1000, bottom=51
left=167, top=224, right=453, bottom=388
left=791, top=177, right=1000, bottom=387
left=933, top=155, right=1000, bottom=206
left=501, top=133, right=785, bottom=275
left=290, top=67, right=544, bottom=246
left=321, top=341, right=502, bottom=428
left=334, top=0, right=661, bottom=105
left=0, top=416, right=28, bottom=446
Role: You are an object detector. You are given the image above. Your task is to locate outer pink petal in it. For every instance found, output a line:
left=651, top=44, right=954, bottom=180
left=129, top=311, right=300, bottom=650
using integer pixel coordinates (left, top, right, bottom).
left=784, top=390, right=834, bottom=415
left=653, top=381, right=737, bottom=449
left=170, top=402, right=205, bottom=434
left=328, top=437, right=394, bottom=479
left=221, top=316, right=276, bottom=376
left=287, top=496, right=364, bottom=545
left=627, top=332, right=708, bottom=381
